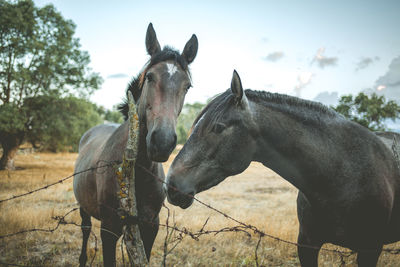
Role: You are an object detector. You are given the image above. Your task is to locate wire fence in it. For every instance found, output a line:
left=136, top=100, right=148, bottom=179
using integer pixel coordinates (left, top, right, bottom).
left=0, top=161, right=114, bottom=204
left=1, top=162, right=400, bottom=266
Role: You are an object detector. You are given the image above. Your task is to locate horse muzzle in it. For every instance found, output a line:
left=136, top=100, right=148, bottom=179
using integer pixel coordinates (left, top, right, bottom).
left=146, top=128, right=177, bottom=162
left=164, top=180, right=195, bottom=209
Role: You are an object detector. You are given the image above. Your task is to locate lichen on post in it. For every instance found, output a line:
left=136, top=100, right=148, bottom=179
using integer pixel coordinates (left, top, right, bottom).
left=117, top=91, right=148, bottom=266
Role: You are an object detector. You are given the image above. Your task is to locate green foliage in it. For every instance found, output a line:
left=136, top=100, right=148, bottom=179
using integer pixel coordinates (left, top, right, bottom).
left=0, top=103, right=27, bottom=134
left=333, top=92, right=400, bottom=131
left=105, top=110, right=123, bottom=124
left=104, top=106, right=124, bottom=124
left=94, top=105, right=124, bottom=124
left=176, top=102, right=205, bottom=144
left=0, top=0, right=102, bottom=105
left=0, top=0, right=103, bottom=167
left=24, top=95, right=102, bottom=152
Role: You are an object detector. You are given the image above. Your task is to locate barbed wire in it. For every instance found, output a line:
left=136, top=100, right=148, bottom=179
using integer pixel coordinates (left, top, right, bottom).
left=1, top=160, right=399, bottom=267
left=0, top=207, right=100, bottom=266
left=0, top=207, right=79, bottom=239
left=0, top=161, right=115, bottom=204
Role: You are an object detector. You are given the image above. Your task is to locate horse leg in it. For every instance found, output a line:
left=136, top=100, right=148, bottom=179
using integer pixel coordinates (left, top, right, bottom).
left=296, top=192, right=322, bottom=267
left=139, top=217, right=160, bottom=260
left=79, top=207, right=92, bottom=267
left=101, top=220, right=122, bottom=267
left=297, top=228, right=322, bottom=267
left=356, top=246, right=382, bottom=267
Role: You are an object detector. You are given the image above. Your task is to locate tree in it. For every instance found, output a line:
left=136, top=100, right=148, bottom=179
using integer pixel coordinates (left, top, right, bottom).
left=104, top=109, right=124, bottom=124
left=96, top=105, right=124, bottom=124
left=25, top=95, right=103, bottom=152
left=0, top=0, right=102, bottom=169
left=333, top=92, right=400, bottom=131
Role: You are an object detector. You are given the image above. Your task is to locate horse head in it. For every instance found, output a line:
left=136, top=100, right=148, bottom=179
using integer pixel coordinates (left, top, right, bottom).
left=123, top=23, right=198, bottom=162
left=165, top=71, right=258, bottom=208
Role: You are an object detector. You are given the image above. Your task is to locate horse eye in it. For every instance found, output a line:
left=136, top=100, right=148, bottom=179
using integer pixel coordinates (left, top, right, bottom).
left=213, top=123, right=226, bottom=134
left=146, top=73, right=154, bottom=82
left=185, top=84, right=192, bottom=91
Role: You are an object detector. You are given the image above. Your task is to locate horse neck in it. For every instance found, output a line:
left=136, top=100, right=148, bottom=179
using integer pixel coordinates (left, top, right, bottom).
left=137, top=121, right=153, bottom=167
left=249, top=99, right=338, bottom=199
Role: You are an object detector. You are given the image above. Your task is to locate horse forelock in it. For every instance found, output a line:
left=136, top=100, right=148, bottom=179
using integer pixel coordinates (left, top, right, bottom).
left=119, top=47, right=192, bottom=121
left=191, top=90, right=235, bottom=136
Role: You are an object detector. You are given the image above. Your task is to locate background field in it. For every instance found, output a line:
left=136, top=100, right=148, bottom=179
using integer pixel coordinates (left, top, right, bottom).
left=0, top=151, right=399, bottom=266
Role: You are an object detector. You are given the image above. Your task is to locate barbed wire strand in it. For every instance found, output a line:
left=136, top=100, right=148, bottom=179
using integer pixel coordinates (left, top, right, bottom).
left=0, top=207, right=101, bottom=266
left=0, top=162, right=115, bottom=204
left=0, top=207, right=79, bottom=239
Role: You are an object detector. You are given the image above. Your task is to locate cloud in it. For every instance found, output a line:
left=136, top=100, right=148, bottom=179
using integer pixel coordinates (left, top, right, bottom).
left=263, top=51, right=284, bottom=62
left=311, top=47, right=338, bottom=69
left=294, top=71, right=314, bottom=97
left=313, top=91, right=339, bottom=106
left=374, top=55, right=400, bottom=101
left=107, top=73, right=129, bottom=79
left=355, top=56, right=380, bottom=71
left=376, top=56, right=400, bottom=87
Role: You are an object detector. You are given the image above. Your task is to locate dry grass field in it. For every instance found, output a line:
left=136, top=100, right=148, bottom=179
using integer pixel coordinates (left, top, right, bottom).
left=1, top=150, right=399, bottom=266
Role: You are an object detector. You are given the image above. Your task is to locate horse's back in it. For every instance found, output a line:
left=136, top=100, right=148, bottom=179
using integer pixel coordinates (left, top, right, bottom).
left=74, top=123, right=120, bottom=218
left=78, top=123, right=120, bottom=152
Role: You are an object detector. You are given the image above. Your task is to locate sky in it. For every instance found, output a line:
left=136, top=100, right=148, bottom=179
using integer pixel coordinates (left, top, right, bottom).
left=33, top=0, right=400, bottom=110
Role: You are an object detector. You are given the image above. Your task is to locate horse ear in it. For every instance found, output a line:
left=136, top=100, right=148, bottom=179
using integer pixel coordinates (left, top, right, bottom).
left=231, top=70, right=244, bottom=103
left=146, top=23, right=161, bottom=56
left=182, top=34, right=198, bottom=64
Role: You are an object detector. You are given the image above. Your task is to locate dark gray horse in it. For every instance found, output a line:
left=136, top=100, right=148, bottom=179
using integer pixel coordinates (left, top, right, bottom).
left=165, top=70, right=400, bottom=266
left=74, top=23, right=198, bottom=266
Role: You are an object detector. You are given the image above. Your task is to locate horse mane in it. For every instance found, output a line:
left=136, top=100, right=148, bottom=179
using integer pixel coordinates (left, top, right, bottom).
left=118, top=46, right=191, bottom=120
left=245, top=90, right=337, bottom=117
left=192, top=89, right=340, bottom=135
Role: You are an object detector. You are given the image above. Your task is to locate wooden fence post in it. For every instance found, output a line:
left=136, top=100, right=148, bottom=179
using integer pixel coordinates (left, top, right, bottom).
left=117, top=91, right=148, bottom=266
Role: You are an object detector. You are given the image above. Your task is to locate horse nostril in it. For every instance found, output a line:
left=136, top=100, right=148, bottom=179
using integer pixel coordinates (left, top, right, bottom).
left=167, top=185, right=180, bottom=200
left=150, top=130, right=176, bottom=151
left=166, top=179, right=176, bottom=192
left=166, top=180, right=186, bottom=197
left=166, top=179, right=195, bottom=208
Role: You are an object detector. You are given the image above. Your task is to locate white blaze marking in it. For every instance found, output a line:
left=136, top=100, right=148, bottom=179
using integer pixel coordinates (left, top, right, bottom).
left=166, top=63, right=178, bottom=77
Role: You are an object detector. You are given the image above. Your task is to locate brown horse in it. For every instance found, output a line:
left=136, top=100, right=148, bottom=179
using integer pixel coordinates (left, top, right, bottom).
left=73, top=23, right=198, bottom=266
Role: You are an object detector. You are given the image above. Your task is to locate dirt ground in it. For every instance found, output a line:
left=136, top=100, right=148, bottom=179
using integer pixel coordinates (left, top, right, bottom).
left=0, top=151, right=399, bottom=266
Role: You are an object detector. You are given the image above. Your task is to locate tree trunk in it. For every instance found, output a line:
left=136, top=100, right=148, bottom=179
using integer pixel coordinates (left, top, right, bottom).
left=0, top=133, right=24, bottom=171
left=118, top=92, right=148, bottom=266
left=0, top=146, right=18, bottom=170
